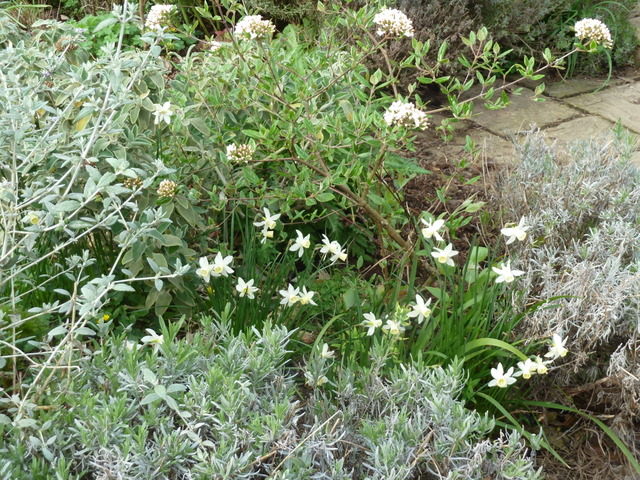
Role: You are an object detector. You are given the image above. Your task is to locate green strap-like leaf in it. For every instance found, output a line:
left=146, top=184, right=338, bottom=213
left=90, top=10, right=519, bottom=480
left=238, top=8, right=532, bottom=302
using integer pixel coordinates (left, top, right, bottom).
left=460, top=337, right=528, bottom=361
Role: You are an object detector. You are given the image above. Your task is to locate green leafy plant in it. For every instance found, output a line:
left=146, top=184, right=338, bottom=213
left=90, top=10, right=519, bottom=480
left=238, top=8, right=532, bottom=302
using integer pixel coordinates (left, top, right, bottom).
left=72, top=11, right=144, bottom=56
left=164, top=0, right=596, bottom=273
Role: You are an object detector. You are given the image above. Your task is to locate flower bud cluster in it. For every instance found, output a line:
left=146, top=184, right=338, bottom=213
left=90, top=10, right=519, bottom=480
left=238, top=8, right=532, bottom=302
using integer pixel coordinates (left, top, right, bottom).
left=373, top=8, right=414, bottom=38
left=123, top=177, right=143, bottom=190
left=574, top=18, right=613, bottom=49
left=234, top=15, right=276, bottom=39
left=157, top=179, right=177, bottom=198
left=226, top=144, right=255, bottom=163
left=383, top=101, right=429, bottom=130
left=145, top=5, right=176, bottom=30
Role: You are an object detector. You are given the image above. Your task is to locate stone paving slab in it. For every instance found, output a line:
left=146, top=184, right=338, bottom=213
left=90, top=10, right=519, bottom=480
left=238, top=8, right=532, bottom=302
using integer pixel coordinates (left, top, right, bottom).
left=472, top=131, right=519, bottom=165
left=542, top=115, right=615, bottom=142
left=472, top=87, right=577, bottom=135
left=564, top=82, right=640, bottom=133
left=521, top=76, right=626, bottom=99
left=543, top=77, right=618, bottom=98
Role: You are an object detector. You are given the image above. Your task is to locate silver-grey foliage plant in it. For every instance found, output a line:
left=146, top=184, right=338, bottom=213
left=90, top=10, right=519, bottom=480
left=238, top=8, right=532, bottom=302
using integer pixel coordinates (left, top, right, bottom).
left=0, top=318, right=541, bottom=479
left=0, top=2, right=189, bottom=426
left=493, top=128, right=640, bottom=448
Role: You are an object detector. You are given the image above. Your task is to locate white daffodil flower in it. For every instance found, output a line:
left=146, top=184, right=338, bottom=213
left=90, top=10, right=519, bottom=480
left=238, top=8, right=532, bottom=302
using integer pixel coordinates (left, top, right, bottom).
left=22, top=211, right=42, bottom=226
left=362, top=313, right=382, bottom=336
left=211, top=252, right=234, bottom=278
left=260, top=227, right=274, bottom=244
left=236, top=277, right=258, bottom=299
left=501, top=217, right=530, bottom=245
left=253, top=207, right=281, bottom=230
left=533, top=356, right=550, bottom=374
left=492, top=260, right=525, bottom=283
left=382, top=318, right=404, bottom=336
left=431, top=243, right=459, bottom=266
left=305, top=371, right=329, bottom=388
left=279, top=284, right=300, bottom=306
left=420, top=217, right=445, bottom=242
left=407, top=294, right=432, bottom=324
left=153, top=101, right=173, bottom=125
left=140, top=328, right=164, bottom=352
left=517, top=358, right=537, bottom=379
left=488, top=363, right=517, bottom=388
left=333, top=246, right=348, bottom=263
left=545, top=333, right=569, bottom=359
left=299, top=286, right=317, bottom=306
left=289, top=230, right=311, bottom=258
left=319, top=234, right=347, bottom=263
left=196, top=257, right=215, bottom=282
left=320, top=343, right=335, bottom=359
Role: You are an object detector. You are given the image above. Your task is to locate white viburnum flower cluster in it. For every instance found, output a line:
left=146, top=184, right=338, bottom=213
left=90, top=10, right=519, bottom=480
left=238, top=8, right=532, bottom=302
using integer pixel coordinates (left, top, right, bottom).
left=209, top=40, right=226, bottom=52
left=157, top=179, right=177, bottom=198
left=145, top=4, right=175, bottom=30
left=574, top=18, right=613, bottom=49
left=384, top=101, right=429, bottom=130
left=234, top=15, right=276, bottom=40
left=488, top=333, right=570, bottom=388
left=123, top=177, right=143, bottom=190
left=226, top=143, right=255, bottom=163
left=373, top=8, right=414, bottom=38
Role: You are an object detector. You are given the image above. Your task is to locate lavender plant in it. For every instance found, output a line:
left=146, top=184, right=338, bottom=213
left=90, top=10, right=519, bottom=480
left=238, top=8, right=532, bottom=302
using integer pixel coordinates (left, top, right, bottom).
left=303, top=345, right=543, bottom=480
left=0, top=319, right=542, bottom=479
left=492, top=128, right=640, bottom=466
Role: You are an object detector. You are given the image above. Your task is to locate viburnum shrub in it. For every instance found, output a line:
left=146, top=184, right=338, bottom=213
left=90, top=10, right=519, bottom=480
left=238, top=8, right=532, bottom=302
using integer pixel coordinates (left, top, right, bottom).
left=164, top=0, right=610, bottom=268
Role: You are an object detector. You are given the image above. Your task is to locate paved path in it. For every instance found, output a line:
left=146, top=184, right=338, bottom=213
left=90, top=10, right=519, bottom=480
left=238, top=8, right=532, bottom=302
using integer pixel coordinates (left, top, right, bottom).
left=441, top=8, right=640, bottom=165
